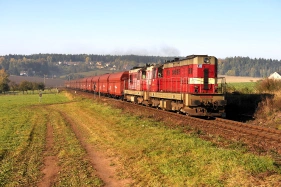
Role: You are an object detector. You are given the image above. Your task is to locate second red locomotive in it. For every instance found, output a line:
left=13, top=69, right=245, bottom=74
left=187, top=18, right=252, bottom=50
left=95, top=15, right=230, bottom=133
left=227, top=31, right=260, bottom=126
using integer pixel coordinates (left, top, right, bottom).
left=65, top=55, right=226, bottom=117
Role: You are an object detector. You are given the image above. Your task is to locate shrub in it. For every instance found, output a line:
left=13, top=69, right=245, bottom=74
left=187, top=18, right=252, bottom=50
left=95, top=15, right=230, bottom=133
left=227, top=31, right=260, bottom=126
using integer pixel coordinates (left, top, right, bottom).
left=254, top=91, right=281, bottom=125
left=255, top=78, right=281, bottom=93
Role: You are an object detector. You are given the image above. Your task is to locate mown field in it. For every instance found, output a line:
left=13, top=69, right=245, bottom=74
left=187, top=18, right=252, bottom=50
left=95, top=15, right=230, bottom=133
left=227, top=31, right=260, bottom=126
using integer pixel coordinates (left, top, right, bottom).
left=9, top=75, right=65, bottom=88
left=222, top=75, right=262, bottom=83
left=1, top=91, right=281, bottom=186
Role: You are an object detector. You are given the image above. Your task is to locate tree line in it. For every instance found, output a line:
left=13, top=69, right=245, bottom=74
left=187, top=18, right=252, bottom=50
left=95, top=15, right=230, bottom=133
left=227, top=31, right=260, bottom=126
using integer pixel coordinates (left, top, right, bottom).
left=218, top=56, right=281, bottom=77
left=0, top=69, right=45, bottom=94
left=0, top=54, right=171, bottom=78
left=1, top=54, right=281, bottom=79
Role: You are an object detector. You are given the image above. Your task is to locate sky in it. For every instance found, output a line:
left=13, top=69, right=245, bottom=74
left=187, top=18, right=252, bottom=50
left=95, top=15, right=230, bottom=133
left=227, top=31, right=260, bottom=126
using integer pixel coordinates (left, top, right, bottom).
left=0, top=0, right=281, bottom=59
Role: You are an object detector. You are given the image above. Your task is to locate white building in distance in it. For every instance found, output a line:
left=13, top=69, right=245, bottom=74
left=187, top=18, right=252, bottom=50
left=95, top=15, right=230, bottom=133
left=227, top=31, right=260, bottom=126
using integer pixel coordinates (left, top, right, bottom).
left=268, top=72, right=281, bottom=79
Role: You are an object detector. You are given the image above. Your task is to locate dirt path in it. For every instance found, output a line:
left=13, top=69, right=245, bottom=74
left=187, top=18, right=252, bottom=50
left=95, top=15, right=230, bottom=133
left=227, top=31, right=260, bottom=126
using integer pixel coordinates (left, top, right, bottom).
left=38, top=121, right=60, bottom=187
left=59, top=110, right=132, bottom=187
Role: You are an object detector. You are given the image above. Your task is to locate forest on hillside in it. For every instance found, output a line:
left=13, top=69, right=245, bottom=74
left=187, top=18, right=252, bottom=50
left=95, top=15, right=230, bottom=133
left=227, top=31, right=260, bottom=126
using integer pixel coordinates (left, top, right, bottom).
left=0, top=54, right=281, bottom=79
left=218, top=57, right=281, bottom=77
left=0, top=54, right=171, bottom=79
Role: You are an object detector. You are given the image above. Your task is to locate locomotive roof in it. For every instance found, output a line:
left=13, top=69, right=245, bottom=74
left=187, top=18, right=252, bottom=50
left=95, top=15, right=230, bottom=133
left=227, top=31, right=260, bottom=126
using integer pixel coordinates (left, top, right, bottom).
left=129, top=67, right=144, bottom=73
left=129, top=64, right=163, bottom=73
left=128, top=55, right=216, bottom=72
left=186, top=54, right=208, bottom=59
left=163, top=55, right=216, bottom=68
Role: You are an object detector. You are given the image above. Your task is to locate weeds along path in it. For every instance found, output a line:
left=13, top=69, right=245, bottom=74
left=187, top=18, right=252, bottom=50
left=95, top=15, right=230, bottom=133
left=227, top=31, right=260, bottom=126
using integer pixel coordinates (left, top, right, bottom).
left=48, top=102, right=133, bottom=187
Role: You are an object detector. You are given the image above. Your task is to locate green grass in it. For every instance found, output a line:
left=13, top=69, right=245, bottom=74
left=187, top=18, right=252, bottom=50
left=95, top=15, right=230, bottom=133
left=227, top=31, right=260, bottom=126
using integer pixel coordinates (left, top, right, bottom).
left=1, top=92, right=281, bottom=186
left=0, top=92, right=103, bottom=186
left=227, top=82, right=257, bottom=93
left=54, top=97, right=281, bottom=186
left=0, top=94, right=66, bottom=186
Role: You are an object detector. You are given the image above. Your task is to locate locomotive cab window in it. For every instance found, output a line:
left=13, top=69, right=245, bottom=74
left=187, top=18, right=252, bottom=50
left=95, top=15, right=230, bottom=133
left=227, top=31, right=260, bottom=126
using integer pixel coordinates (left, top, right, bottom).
left=129, top=74, right=133, bottom=83
left=172, top=69, right=180, bottom=75
left=137, top=71, right=141, bottom=80
left=142, top=70, right=146, bottom=79
left=158, top=68, right=163, bottom=77
left=152, top=69, right=156, bottom=79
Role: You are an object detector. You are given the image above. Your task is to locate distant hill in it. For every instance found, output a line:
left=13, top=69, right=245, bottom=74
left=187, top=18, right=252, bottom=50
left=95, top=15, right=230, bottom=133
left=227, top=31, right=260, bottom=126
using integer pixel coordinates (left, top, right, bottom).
left=9, top=75, right=64, bottom=87
left=0, top=54, right=170, bottom=79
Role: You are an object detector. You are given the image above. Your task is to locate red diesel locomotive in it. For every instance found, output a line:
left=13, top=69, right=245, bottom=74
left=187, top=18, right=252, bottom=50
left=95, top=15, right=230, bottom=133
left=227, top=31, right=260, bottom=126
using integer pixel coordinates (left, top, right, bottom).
left=65, top=55, right=227, bottom=117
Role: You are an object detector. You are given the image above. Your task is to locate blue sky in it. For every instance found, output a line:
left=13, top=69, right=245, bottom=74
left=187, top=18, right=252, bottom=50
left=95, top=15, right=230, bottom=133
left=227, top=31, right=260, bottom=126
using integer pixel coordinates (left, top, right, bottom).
left=0, top=0, right=280, bottom=59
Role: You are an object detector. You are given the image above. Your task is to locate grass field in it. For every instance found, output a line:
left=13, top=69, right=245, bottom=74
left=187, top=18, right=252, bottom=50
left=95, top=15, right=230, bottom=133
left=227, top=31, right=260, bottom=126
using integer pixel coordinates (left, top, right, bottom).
left=0, top=92, right=280, bottom=186
left=226, top=82, right=258, bottom=93
left=0, top=93, right=103, bottom=186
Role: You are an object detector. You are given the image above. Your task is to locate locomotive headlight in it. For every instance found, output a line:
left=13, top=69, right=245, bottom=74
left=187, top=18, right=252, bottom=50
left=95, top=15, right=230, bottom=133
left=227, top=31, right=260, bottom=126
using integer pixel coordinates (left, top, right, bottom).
left=204, top=57, right=210, bottom=63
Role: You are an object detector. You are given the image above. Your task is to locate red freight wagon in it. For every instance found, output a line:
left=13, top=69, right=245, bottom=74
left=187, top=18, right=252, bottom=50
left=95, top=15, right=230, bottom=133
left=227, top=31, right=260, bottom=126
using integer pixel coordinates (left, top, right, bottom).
left=76, top=78, right=83, bottom=90
left=99, top=74, right=110, bottom=94
left=86, top=77, right=93, bottom=91
left=108, top=71, right=129, bottom=96
left=65, top=80, right=70, bottom=88
left=69, top=80, right=74, bottom=89
left=72, top=80, right=78, bottom=89
left=91, top=75, right=100, bottom=92
left=81, top=78, right=88, bottom=91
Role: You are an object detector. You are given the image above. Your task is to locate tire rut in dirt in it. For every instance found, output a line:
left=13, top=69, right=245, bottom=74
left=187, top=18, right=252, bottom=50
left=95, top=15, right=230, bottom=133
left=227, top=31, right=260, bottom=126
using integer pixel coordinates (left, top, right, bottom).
left=38, top=120, right=60, bottom=187
left=57, top=110, right=132, bottom=187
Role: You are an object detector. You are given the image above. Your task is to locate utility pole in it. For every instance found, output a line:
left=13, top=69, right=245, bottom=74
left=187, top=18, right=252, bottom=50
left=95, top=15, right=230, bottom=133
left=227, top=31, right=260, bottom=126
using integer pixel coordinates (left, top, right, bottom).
left=44, top=75, right=46, bottom=85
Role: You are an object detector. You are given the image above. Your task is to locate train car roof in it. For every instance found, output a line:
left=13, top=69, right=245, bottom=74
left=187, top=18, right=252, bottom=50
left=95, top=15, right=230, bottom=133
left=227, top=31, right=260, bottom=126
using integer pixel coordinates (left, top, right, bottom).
left=99, top=73, right=111, bottom=81
left=108, top=71, right=129, bottom=81
left=86, top=77, right=94, bottom=81
left=91, top=75, right=100, bottom=82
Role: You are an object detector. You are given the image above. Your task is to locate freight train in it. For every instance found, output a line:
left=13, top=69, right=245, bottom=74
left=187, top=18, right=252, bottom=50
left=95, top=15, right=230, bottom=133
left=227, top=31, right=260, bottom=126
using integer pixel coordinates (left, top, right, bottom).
left=65, top=55, right=227, bottom=118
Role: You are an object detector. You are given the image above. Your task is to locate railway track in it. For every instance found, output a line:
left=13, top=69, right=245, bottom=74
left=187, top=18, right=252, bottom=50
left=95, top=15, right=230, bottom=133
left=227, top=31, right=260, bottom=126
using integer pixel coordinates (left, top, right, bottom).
left=132, top=102, right=281, bottom=149
left=118, top=100, right=281, bottom=164
left=68, top=89, right=281, bottom=158
left=215, top=118, right=281, bottom=142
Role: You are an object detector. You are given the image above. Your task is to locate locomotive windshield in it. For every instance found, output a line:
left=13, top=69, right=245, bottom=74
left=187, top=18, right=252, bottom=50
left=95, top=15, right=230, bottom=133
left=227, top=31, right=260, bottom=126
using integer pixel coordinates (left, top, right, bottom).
left=158, top=67, right=163, bottom=77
